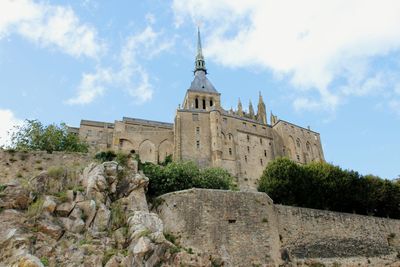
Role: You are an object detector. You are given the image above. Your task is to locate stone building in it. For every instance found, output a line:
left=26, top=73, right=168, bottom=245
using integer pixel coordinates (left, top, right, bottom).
left=70, top=29, right=324, bottom=190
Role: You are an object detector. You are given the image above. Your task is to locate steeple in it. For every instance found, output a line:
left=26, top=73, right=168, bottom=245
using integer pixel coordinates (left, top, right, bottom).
left=249, top=100, right=255, bottom=119
left=257, top=91, right=267, bottom=124
left=194, top=27, right=207, bottom=74
left=237, top=98, right=243, bottom=116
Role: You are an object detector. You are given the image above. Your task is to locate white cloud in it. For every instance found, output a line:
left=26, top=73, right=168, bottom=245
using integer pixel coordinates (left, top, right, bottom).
left=0, top=109, right=23, bottom=147
left=67, top=25, right=173, bottom=105
left=173, top=0, right=400, bottom=112
left=0, top=0, right=103, bottom=58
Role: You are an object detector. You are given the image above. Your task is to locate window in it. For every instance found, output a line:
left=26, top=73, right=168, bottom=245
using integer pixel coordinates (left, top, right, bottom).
left=210, top=99, right=213, bottom=106
left=196, top=127, right=200, bottom=134
left=264, top=150, right=267, bottom=157
left=247, top=135, right=250, bottom=142
left=192, top=113, right=199, bottom=121
left=245, top=155, right=248, bottom=162
left=247, top=146, right=250, bottom=153
left=195, top=98, right=199, bottom=109
left=202, top=99, right=206, bottom=109
left=196, top=140, right=200, bottom=149
left=260, top=138, right=263, bottom=144
left=228, top=134, right=232, bottom=140
left=306, top=142, right=310, bottom=151
left=296, top=154, right=300, bottom=161
left=229, top=148, right=232, bottom=155
left=260, top=159, right=263, bottom=165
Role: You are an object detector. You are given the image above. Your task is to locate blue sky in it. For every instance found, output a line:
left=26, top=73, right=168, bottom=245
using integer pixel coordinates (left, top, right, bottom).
left=1, top=0, right=399, bottom=179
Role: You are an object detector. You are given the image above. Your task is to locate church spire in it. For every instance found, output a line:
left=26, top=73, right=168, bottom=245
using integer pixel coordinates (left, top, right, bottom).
left=237, top=98, right=243, bottom=116
left=249, top=100, right=255, bottom=119
left=194, top=27, right=207, bottom=75
left=257, top=91, right=267, bottom=124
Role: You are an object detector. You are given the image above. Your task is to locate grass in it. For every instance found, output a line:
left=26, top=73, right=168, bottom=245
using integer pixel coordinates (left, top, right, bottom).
left=27, top=198, right=44, bottom=218
left=102, top=248, right=118, bottom=266
left=110, top=201, right=126, bottom=230
left=55, top=191, right=68, bottom=202
left=0, top=184, right=6, bottom=192
left=47, top=166, right=65, bottom=178
left=137, top=228, right=152, bottom=238
left=40, top=257, right=49, bottom=266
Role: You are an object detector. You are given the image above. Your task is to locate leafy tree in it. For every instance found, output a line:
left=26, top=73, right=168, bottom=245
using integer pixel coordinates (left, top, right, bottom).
left=258, top=158, right=400, bottom=219
left=8, top=119, right=88, bottom=153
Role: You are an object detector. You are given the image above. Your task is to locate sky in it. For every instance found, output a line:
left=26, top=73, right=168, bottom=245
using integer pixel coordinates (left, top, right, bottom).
left=0, top=0, right=399, bottom=179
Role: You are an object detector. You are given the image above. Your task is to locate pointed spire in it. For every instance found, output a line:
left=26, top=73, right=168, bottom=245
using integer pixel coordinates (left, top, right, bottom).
left=249, top=100, right=255, bottom=119
left=237, top=98, right=243, bottom=116
left=257, top=91, right=267, bottom=124
left=194, top=27, right=207, bottom=75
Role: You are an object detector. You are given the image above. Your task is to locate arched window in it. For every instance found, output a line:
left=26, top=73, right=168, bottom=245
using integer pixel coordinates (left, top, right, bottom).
left=202, top=99, right=206, bottom=109
left=210, top=99, right=213, bottom=106
left=195, top=98, right=199, bottom=109
left=306, top=142, right=311, bottom=151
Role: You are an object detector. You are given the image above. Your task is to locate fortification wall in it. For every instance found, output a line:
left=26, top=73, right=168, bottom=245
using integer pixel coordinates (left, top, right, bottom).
left=156, top=189, right=400, bottom=266
left=0, top=149, right=92, bottom=184
left=155, top=189, right=282, bottom=266
left=276, top=205, right=400, bottom=264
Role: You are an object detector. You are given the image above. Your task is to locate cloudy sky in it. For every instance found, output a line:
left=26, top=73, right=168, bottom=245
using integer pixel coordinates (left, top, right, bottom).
left=1, top=0, right=399, bottom=179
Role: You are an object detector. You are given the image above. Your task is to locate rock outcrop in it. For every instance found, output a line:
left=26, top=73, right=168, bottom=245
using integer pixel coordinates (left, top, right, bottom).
left=0, top=158, right=208, bottom=267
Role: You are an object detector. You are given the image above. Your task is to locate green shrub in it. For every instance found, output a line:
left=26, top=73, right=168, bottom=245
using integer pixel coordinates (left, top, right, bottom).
left=27, top=198, right=44, bottom=218
left=47, top=166, right=65, bottom=178
left=142, top=160, right=236, bottom=197
left=116, top=152, right=130, bottom=167
left=94, top=151, right=116, bottom=162
left=258, top=158, right=400, bottom=219
left=40, top=257, right=49, bottom=266
left=110, top=201, right=126, bottom=230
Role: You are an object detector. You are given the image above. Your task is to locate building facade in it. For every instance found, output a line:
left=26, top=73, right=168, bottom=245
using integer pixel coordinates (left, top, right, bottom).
left=70, top=30, right=324, bottom=190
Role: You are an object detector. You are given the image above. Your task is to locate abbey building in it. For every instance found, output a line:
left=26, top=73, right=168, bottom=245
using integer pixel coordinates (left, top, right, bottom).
left=69, top=30, right=325, bottom=190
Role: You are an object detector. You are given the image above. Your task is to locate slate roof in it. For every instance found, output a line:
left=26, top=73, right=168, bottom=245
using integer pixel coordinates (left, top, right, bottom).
left=188, top=70, right=219, bottom=94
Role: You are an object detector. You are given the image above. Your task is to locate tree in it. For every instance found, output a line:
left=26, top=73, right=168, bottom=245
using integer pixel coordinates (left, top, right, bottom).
left=8, top=119, right=88, bottom=153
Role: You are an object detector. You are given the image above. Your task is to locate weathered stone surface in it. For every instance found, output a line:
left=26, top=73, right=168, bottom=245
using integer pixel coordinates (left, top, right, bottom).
left=59, top=217, right=85, bottom=233
left=92, top=203, right=110, bottom=232
left=37, top=218, right=63, bottom=239
left=76, top=200, right=97, bottom=228
left=0, top=183, right=32, bottom=210
left=12, top=254, right=44, bottom=267
left=42, top=195, right=57, bottom=213
left=128, top=211, right=164, bottom=242
left=104, top=255, right=123, bottom=267
left=55, top=202, right=74, bottom=217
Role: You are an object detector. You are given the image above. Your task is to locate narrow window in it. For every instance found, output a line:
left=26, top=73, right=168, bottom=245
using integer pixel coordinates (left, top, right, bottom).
left=247, top=146, right=250, bottom=153
left=196, top=140, right=200, bottom=149
left=296, top=154, right=300, bottom=161
left=245, top=155, right=248, bottom=162
left=210, top=99, right=213, bottom=106
left=264, top=150, right=267, bottom=157
left=195, top=98, right=199, bottom=109
left=247, top=135, right=250, bottom=142
left=260, top=159, right=263, bottom=165
left=202, top=99, right=206, bottom=109
left=229, top=148, right=232, bottom=155
left=260, top=138, right=262, bottom=144
left=196, top=127, right=200, bottom=134
left=228, top=134, right=231, bottom=140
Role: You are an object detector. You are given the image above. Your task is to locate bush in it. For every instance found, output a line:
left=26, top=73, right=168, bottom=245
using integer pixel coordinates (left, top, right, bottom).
left=258, top=158, right=400, bottom=219
left=141, top=161, right=236, bottom=197
left=94, top=151, right=117, bottom=162
left=8, top=119, right=88, bottom=153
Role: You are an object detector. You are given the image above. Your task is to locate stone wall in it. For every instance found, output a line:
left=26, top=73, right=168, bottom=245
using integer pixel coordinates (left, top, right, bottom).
left=0, top=149, right=92, bottom=184
left=276, top=205, right=400, bottom=263
left=156, top=189, right=400, bottom=266
left=155, top=189, right=282, bottom=266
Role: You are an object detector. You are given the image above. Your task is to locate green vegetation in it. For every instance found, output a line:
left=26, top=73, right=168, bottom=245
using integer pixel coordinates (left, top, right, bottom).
left=7, top=119, right=88, bottom=153
left=258, top=158, right=400, bottom=219
left=0, top=184, right=6, bottom=192
left=27, top=197, right=44, bottom=218
left=141, top=160, right=237, bottom=197
left=110, top=201, right=126, bottom=230
left=40, top=257, right=49, bottom=266
left=102, top=248, right=118, bottom=266
left=94, top=150, right=130, bottom=167
left=47, top=166, right=65, bottom=178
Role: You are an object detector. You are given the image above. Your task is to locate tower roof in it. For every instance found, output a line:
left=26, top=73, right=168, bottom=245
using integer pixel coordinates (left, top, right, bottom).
left=189, top=28, right=218, bottom=94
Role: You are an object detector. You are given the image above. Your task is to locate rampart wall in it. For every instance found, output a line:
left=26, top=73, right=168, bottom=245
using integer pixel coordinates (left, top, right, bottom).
left=156, top=189, right=400, bottom=267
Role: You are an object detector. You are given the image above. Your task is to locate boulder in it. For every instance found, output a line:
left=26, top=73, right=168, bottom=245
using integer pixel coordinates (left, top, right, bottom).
left=12, top=254, right=44, bottom=267
left=60, top=217, right=85, bottom=233
left=76, top=200, right=97, bottom=228
left=92, top=203, right=110, bottom=232
left=42, top=196, right=57, bottom=213
left=56, top=202, right=74, bottom=217
left=104, top=255, right=123, bottom=267
left=37, top=218, right=63, bottom=239
left=128, top=211, right=164, bottom=242
left=0, top=183, right=32, bottom=210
